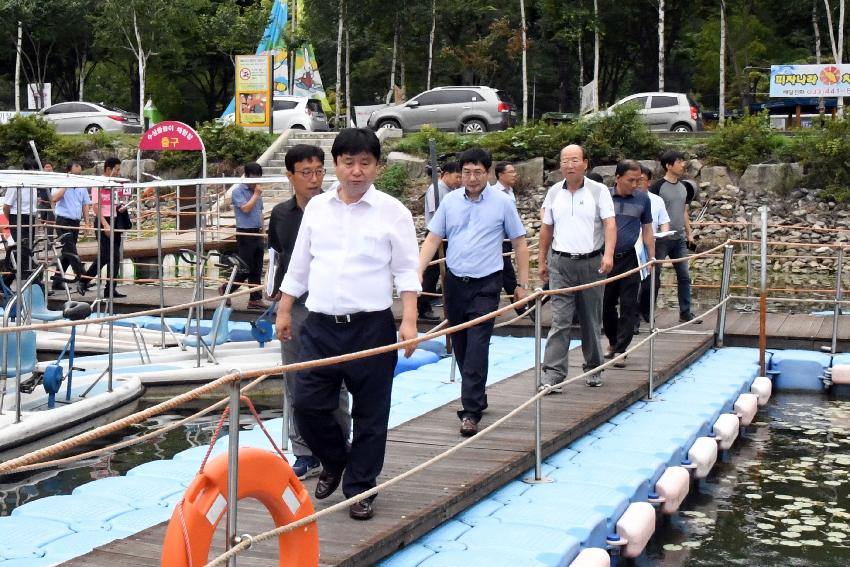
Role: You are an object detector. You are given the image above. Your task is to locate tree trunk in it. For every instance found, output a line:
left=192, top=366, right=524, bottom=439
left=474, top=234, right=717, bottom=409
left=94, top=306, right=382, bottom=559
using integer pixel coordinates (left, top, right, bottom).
left=335, top=0, right=344, bottom=128
left=578, top=36, right=584, bottom=103
left=133, top=11, right=146, bottom=122
left=814, top=1, right=823, bottom=63
left=79, top=51, right=87, bottom=101
left=427, top=0, right=436, bottom=90
left=658, top=0, right=665, bottom=91
left=15, top=22, right=22, bottom=112
left=387, top=15, right=399, bottom=104
left=823, top=0, right=845, bottom=111
left=520, top=0, right=528, bottom=123
left=719, top=0, right=726, bottom=124
left=399, top=53, right=406, bottom=102
left=593, top=0, right=600, bottom=111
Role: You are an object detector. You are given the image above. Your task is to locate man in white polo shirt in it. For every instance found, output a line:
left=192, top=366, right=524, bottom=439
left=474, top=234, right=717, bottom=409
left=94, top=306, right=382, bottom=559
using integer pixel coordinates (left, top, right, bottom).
left=538, top=144, right=616, bottom=388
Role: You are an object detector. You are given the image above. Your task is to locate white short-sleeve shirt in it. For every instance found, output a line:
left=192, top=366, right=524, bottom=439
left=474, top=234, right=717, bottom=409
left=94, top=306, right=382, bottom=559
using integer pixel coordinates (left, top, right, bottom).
left=543, top=178, right=615, bottom=254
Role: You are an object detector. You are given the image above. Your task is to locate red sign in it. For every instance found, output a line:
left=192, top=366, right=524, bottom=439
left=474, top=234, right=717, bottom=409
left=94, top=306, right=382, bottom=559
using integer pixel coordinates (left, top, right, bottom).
left=139, top=121, right=204, bottom=152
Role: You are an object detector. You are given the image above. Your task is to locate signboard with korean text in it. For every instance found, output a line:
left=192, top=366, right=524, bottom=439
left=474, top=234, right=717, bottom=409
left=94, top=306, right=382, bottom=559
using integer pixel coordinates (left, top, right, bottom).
left=769, top=64, right=850, bottom=98
left=138, top=121, right=204, bottom=152
left=235, top=54, right=272, bottom=127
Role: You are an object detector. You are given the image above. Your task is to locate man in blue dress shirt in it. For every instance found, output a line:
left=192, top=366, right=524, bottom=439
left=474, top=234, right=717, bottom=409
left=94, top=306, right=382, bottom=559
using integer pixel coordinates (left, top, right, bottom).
left=419, top=148, right=529, bottom=437
left=50, top=162, right=92, bottom=291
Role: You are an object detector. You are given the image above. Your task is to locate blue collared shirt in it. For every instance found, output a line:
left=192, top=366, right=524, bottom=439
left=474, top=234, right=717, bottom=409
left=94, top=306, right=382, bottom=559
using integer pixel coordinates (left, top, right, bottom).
left=232, top=183, right=264, bottom=229
left=52, top=187, right=92, bottom=220
left=428, top=185, right=526, bottom=278
left=610, top=187, right=652, bottom=254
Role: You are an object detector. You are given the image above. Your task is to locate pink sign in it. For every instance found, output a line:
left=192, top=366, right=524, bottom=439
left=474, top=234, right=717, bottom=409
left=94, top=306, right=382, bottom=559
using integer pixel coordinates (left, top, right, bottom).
left=139, top=121, right=204, bottom=151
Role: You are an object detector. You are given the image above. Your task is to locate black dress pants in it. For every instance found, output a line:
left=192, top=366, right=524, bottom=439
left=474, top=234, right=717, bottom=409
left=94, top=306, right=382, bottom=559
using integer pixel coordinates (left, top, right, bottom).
left=83, top=217, right=122, bottom=287
left=53, top=215, right=83, bottom=285
left=233, top=228, right=264, bottom=300
left=4, top=214, right=35, bottom=286
left=501, top=241, right=517, bottom=295
left=602, top=253, right=641, bottom=354
left=444, top=270, right=502, bottom=421
left=292, top=308, right=397, bottom=498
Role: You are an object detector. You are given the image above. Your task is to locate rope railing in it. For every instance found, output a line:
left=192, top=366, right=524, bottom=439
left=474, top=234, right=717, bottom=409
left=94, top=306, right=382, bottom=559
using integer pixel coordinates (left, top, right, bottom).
left=0, top=240, right=730, bottom=474
left=201, top=291, right=733, bottom=567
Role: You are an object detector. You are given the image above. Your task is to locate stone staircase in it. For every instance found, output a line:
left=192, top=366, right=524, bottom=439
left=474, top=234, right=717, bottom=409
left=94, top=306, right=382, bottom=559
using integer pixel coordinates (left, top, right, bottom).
left=213, top=130, right=339, bottom=231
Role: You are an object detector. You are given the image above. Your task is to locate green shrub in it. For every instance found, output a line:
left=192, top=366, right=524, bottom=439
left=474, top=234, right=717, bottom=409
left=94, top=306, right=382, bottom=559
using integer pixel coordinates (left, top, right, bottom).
left=157, top=122, right=274, bottom=176
left=705, top=112, right=787, bottom=173
left=388, top=108, right=660, bottom=167
left=0, top=114, right=59, bottom=167
left=375, top=163, right=409, bottom=198
left=797, top=116, right=850, bottom=202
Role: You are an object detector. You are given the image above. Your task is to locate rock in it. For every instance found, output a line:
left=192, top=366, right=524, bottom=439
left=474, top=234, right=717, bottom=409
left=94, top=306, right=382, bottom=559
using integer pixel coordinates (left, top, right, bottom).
left=590, top=165, right=617, bottom=187
left=120, top=159, right=156, bottom=179
left=514, top=157, right=544, bottom=189
left=739, top=163, right=803, bottom=195
left=387, top=151, right=427, bottom=179
left=699, top=166, right=738, bottom=190
left=546, top=169, right=564, bottom=186
left=638, top=160, right=661, bottom=177
left=685, top=159, right=704, bottom=178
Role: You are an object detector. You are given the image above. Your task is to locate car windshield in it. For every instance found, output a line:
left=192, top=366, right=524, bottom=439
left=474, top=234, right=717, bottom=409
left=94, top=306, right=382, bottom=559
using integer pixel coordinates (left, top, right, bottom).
left=496, top=90, right=516, bottom=106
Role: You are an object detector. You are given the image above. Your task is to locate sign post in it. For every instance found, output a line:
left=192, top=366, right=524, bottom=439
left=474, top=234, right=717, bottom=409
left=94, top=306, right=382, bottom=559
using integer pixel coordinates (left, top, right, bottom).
left=137, top=121, right=207, bottom=356
left=235, top=54, right=272, bottom=129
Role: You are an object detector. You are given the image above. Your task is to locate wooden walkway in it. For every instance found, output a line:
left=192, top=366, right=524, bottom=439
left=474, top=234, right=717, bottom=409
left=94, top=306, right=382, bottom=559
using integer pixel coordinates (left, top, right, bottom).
left=63, top=310, right=715, bottom=566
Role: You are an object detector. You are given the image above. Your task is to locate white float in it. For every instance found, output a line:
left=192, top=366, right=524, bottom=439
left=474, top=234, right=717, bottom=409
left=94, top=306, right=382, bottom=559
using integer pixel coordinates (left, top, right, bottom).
left=712, top=413, right=741, bottom=450
left=687, top=437, right=718, bottom=479
left=830, top=364, right=850, bottom=385
left=652, top=466, right=691, bottom=514
left=734, top=393, right=759, bottom=426
left=568, top=548, right=610, bottom=567
left=609, top=502, right=656, bottom=558
left=750, top=376, right=773, bottom=405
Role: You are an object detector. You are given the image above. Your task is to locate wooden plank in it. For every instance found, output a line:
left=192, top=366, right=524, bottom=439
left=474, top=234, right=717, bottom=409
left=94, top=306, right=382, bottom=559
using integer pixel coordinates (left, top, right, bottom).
left=62, top=331, right=713, bottom=567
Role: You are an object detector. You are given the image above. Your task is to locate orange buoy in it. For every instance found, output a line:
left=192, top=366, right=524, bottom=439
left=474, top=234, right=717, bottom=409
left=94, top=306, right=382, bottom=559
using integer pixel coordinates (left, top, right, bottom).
left=161, top=447, right=319, bottom=567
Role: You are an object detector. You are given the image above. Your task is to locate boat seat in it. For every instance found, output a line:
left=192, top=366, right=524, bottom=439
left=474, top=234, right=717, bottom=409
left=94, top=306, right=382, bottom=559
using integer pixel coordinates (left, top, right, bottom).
left=0, top=330, right=38, bottom=375
left=182, top=304, right=232, bottom=348
left=28, top=285, right=65, bottom=321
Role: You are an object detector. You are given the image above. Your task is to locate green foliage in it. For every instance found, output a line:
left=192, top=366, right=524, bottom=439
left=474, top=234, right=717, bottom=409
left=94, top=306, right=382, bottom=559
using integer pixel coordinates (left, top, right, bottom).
left=797, top=117, right=850, bottom=202
left=705, top=113, right=787, bottom=173
left=0, top=115, right=59, bottom=167
left=157, top=122, right=274, bottom=176
left=375, top=163, right=410, bottom=198
left=390, top=109, right=659, bottom=166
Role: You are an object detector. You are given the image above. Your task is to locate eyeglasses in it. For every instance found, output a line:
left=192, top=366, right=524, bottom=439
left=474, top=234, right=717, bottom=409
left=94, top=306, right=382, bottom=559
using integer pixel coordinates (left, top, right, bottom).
left=461, top=169, right=487, bottom=178
left=560, top=158, right=583, bottom=166
left=293, top=168, right=326, bottom=178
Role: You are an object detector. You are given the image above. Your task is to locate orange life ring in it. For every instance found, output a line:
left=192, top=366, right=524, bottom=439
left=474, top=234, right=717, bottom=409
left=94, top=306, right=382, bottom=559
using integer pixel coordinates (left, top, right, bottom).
left=161, top=447, right=319, bottom=566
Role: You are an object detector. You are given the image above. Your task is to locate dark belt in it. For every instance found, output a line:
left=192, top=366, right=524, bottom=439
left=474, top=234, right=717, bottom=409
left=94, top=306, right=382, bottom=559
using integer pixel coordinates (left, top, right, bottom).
left=552, top=248, right=603, bottom=260
left=447, top=270, right=501, bottom=284
left=312, top=311, right=376, bottom=324
left=613, top=250, right=633, bottom=259
left=57, top=215, right=81, bottom=223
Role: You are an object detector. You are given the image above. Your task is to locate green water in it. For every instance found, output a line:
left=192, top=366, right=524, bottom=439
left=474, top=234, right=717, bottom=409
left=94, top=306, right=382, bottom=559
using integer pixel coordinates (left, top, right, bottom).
left=0, top=399, right=282, bottom=516
left=649, top=393, right=850, bottom=566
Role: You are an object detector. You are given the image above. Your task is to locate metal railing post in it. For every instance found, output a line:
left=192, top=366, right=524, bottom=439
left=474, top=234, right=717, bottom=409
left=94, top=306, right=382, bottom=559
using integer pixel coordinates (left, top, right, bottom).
left=716, top=244, right=734, bottom=347
left=745, top=211, right=753, bottom=311
left=758, top=206, right=769, bottom=376
left=156, top=188, right=166, bottom=349
left=831, top=247, right=844, bottom=354
left=226, top=372, right=241, bottom=567
left=647, top=259, right=657, bottom=400
left=524, top=291, right=552, bottom=484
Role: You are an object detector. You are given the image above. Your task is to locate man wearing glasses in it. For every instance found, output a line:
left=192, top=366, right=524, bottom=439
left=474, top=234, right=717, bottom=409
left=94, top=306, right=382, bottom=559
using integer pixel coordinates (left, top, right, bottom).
left=267, top=144, right=351, bottom=481
left=419, top=148, right=529, bottom=437
left=538, top=144, right=616, bottom=388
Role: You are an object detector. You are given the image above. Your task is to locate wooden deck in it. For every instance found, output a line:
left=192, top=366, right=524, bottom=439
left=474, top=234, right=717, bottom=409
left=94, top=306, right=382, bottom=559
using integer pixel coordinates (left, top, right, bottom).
left=63, top=309, right=715, bottom=566
left=75, top=233, right=236, bottom=262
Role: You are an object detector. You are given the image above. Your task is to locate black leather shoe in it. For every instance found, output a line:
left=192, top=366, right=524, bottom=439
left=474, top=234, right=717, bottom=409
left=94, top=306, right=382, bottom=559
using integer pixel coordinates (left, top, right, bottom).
left=110, top=288, right=127, bottom=298
left=76, top=281, right=89, bottom=296
left=460, top=417, right=478, bottom=437
left=349, top=497, right=375, bottom=520
left=418, top=309, right=439, bottom=322
left=314, top=468, right=343, bottom=500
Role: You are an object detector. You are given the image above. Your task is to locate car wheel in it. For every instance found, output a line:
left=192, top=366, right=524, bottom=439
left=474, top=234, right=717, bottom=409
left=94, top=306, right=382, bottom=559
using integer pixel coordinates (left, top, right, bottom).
left=290, top=124, right=306, bottom=130
left=462, top=119, right=487, bottom=134
left=377, top=119, right=401, bottom=130
left=671, top=123, right=692, bottom=133
left=84, top=124, right=103, bottom=134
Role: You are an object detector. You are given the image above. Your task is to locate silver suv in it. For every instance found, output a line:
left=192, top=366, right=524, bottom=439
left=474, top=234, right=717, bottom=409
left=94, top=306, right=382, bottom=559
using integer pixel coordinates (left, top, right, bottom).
left=607, top=92, right=703, bottom=132
left=367, top=86, right=517, bottom=133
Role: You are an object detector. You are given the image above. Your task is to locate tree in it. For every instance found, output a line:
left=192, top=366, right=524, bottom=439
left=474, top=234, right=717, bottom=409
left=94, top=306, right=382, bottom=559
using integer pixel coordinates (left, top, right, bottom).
left=658, top=0, right=666, bottom=91
left=822, top=0, right=846, bottom=111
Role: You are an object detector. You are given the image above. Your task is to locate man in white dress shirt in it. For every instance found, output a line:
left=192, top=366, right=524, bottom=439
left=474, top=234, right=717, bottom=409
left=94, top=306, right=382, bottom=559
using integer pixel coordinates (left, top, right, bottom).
left=276, top=128, right=421, bottom=521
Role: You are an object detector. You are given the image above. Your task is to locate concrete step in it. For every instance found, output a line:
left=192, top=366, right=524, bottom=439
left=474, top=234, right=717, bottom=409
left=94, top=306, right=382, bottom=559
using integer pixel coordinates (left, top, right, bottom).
left=290, top=132, right=338, bottom=139
left=267, top=158, right=335, bottom=168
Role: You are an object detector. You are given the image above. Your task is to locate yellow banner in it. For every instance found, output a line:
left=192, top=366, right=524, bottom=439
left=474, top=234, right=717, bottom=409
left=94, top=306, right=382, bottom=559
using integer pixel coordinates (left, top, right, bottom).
left=236, top=55, right=272, bottom=127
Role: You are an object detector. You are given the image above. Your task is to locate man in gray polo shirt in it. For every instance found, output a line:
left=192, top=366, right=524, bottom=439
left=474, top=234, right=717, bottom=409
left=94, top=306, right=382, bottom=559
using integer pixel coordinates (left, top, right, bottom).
left=538, top=144, right=616, bottom=388
left=649, top=150, right=700, bottom=323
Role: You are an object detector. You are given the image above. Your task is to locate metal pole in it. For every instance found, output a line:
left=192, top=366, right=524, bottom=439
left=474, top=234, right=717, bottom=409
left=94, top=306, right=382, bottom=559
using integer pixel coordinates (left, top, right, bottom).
left=648, top=259, right=657, bottom=400
left=745, top=211, right=753, bottom=311
left=523, top=292, right=551, bottom=484
left=716, top=244, right=734, bottom=347
left=280, top=347, right=290, bottom=451
left=831, top=247, right=844, bottom=354
left=14, top=187, right=23, bottom=423
left=107, top=183, right=116, bottom=393
left=758, top=206, right=768, bottom=376
left=226, top=372, right=241, bottom=567
left=156, top=186, right=165, bottom=349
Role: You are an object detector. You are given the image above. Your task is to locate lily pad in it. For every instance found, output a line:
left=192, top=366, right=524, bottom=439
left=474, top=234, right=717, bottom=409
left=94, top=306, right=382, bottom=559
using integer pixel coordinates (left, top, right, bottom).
left=662, top=544, right=683, bottom=551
